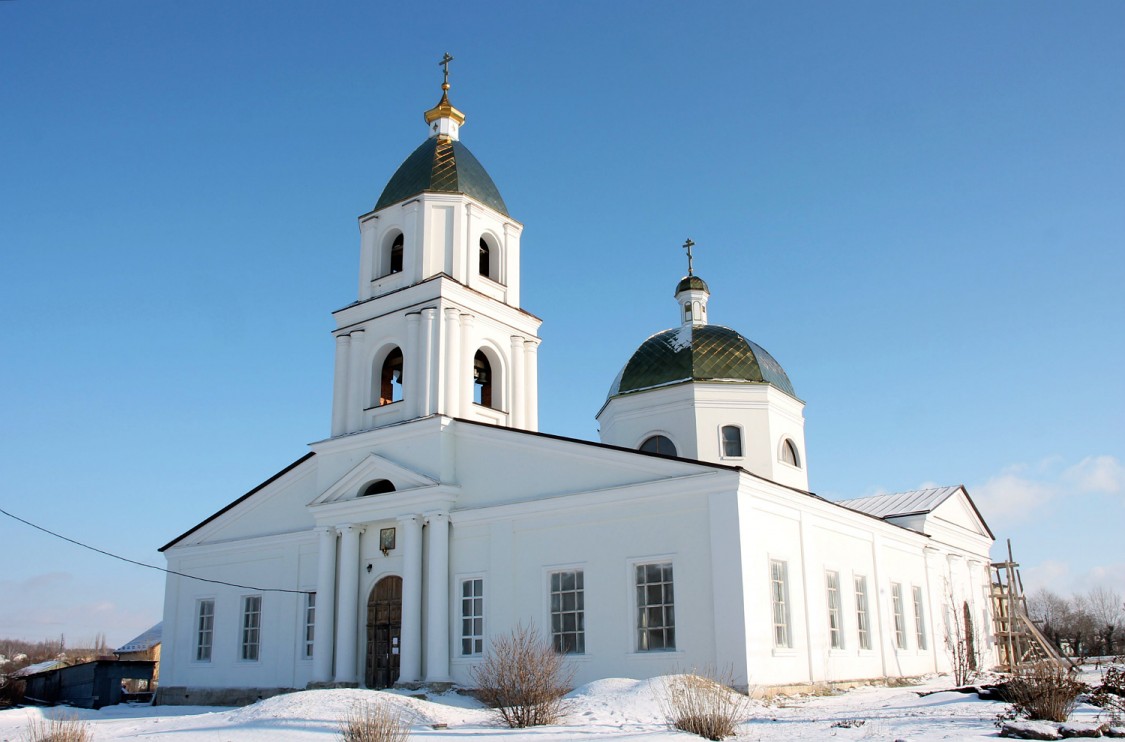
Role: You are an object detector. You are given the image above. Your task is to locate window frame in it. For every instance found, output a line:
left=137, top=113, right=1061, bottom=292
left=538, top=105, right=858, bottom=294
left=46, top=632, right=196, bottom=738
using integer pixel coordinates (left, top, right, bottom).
left=639, top=434, right=677, bottom=457
left=240, top=594, right=262, bottom=662
left=854, top=575, right=872, bottom=651
left=195, top=598, right=215, bottom=663
left=891, top=582, right=908, bottom=650
left=549, top=569, right=586, bottom=655
left=302, top=592, right=315, bottom=660
left=912, top=585, right=928, bottom=650
left=720, top=425, right=744, bottom=459
left=779, top=438, right=801, bottom=468
left=634, top=560, right=676, bottom=652
left=460, top=577, right=485, bottom=657
left=826, top=570, right=844, bottom=650
left=770, top=559, right=792, bottom=649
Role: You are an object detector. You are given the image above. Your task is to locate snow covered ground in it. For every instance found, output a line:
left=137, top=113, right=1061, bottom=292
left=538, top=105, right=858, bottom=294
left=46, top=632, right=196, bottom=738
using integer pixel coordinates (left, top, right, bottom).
left=0, top=673, right=1114, bottom=741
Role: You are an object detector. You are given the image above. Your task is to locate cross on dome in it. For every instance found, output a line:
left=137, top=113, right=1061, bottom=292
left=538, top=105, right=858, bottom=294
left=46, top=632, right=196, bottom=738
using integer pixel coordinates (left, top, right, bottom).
left=424, top=52, right=465, bottom=140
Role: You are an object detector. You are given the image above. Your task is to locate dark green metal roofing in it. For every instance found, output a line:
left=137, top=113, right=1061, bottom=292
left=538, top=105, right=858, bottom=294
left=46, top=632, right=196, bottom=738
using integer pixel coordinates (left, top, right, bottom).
left=675, top=275, right=709, bottom=294
left=374, top=137, right=509, bottom=216
left=607, top=324, right=796, bottom=399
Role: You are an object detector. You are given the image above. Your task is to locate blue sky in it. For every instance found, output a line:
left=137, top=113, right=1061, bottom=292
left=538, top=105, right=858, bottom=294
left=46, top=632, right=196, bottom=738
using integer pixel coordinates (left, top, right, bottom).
left=1, top=1, right=1122, bottom=645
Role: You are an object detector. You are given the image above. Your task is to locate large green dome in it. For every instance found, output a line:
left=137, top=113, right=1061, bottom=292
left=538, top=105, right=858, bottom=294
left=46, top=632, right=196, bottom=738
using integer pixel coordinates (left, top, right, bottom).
left=607, top=324, right=796, bottom=399
left=374, top=137, right=509, bottom=216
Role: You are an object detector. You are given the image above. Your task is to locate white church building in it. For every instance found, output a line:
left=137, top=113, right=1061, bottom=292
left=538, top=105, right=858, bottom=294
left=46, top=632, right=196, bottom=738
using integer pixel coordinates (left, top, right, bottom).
left=156, top=67, right=997, bottom=704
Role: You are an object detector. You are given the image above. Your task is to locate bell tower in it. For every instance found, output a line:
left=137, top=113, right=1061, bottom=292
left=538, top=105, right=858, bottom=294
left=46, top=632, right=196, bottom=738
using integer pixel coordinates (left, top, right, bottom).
left=328, top=57, right=542, bottom=437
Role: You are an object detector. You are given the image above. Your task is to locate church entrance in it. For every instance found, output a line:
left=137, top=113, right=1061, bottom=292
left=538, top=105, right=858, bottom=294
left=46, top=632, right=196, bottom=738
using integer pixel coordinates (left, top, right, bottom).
left=365, top=576, right=402, bottom=689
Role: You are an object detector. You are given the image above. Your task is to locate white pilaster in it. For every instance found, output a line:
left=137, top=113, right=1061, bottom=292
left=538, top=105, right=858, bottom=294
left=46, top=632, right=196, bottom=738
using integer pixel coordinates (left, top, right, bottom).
left=503, top=221, right=520, bottom=307
left=346, top=330, right=366, bottom=433
left=459, top=313, right=475, bottom=417
left=424, top=512, right=451, bottom=682
left=312, top=526, right=337, bottom=683
left=334, top=524, right=364, bottom=684
left=404, top=201, right=423, bottom=280
left=442, top=309, right=460, bottom=416
left=510, top=335, right=525, bottom=428
left=421, top=308, right=437, bottom=415
left=405, top=312, right=421, bottom=419
left=524, top=338, right=540, bottom=431
left=332, top=335, right=351, bottom=437
left=398, top=515, right=423, bottom=684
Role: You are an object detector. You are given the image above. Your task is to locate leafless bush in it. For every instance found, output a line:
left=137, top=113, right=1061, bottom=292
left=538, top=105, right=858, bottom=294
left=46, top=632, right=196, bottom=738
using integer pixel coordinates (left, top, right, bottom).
left=660, top=670, right=751, bottom=741
left=21, top=713, right=92, bottom=742
left=338, top=702, right=411, bottom=742
left=1003, top=662, right=1088, bottom=722
left=1091, top=664, right=1125, bottom=726
left=471, top=624, right=573, bottom=728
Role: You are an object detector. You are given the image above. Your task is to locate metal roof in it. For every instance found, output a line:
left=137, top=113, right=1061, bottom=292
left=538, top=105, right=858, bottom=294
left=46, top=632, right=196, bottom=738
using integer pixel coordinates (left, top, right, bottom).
left=373, top=137, right=509, bottom=216
left=116, top=622, right=162, bottom=654
left=675, top=275, right=709, bottom=294
left=607, top=324, right=796, bottom=399
left=837, top=486, right=964, bottom=518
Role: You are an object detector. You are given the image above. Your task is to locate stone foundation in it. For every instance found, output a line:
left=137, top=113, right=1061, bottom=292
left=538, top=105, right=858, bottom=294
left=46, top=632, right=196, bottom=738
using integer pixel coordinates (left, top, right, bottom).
left=155, top=686, right=299, bottom=707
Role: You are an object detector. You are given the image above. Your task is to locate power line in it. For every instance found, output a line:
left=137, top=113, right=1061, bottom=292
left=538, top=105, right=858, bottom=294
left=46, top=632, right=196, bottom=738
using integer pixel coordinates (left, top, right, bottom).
left=0, top=505, right=310, bottom=595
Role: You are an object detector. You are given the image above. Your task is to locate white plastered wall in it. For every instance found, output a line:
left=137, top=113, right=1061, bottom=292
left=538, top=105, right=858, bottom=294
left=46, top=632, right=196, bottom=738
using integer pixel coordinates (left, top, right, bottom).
left=597, top=382, right=809, bottom=491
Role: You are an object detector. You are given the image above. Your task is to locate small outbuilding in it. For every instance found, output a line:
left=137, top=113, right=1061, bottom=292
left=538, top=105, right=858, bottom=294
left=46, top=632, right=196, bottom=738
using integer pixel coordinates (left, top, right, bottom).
left=20, top=659, right=156, bottom=709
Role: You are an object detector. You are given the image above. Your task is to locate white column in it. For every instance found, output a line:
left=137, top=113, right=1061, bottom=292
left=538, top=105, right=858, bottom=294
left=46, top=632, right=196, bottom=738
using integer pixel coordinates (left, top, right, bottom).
left=424, top=512, right=451, bottom=682
left=459, top=313, right=475, bottom=417
left=421, top=308, right=437, bottom=416
left=509, top=335, right=525, bottom=428
left=397, top=515, right=423, bottom=683
left=334, top=524, right=364, bottom=685
left=524, top=338, right=540, bottom=431
left=405, top=312, right=421, bottom=419
left=346, top=330, right=366, bottom=433
left=331, top=335, right=351, bottom=437
left=312, top=526, right=337, bottom=683
left=442, top=309, right=460, bottom=416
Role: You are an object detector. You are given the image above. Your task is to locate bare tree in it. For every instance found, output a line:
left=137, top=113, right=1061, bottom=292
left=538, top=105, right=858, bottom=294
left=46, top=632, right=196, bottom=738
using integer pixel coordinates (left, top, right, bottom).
left=1027, top=588, right=1069, bottom=652
left=943, top=584, right=984, bottom=686
left=1086, top=586, right=1123, bottom=657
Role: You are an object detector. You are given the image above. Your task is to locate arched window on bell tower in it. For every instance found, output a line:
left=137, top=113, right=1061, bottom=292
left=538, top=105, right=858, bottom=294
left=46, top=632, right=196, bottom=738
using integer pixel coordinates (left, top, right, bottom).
left=473, top=350, right=493, bottom=408
left=390, top=234, right=404, bottom=274
left=378, top=347, right=404, bottom=405
left=479, top=237, right=490, bottom=278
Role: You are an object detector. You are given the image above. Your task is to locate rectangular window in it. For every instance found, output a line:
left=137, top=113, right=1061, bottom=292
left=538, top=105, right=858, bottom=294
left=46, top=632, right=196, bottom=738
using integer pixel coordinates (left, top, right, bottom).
left=826, top=570, right=843, bottom=649
left=854, top=576, right=871, bottom=650
left=241, top=595, right=262, bottom=661
left=770, top=559, right=791, bottom=648
left=721, top=426, right=743, bottom=457
left=550, top=570, right=585, bottom=654
left=195, top=599, right=214, bottom=662
left=912, top=586, right=928, bottom=650
left=636, top=562, right=675, bottom=651
left=303, top=592, right=316, bottom=659
left=461, top=578, right=484, bottom=656
left=891, top=583, right=907, bottom=649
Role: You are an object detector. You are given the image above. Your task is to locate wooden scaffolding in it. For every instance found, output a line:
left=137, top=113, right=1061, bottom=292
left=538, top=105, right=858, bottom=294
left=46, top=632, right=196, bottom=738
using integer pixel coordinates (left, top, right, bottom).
left=990, top=539, right=1069, bottom=671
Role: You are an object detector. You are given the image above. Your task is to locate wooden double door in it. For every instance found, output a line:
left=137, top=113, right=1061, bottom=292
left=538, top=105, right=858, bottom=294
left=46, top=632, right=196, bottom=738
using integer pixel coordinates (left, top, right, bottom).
left=365, top=576, right=402, bottom=689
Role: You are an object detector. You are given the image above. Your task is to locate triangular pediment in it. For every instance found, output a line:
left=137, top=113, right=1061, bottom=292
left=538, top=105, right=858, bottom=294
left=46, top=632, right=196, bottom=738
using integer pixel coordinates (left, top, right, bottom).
left=930, top=486, right=993, bottom=538
left=308, top=453, right=438, bottom=506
